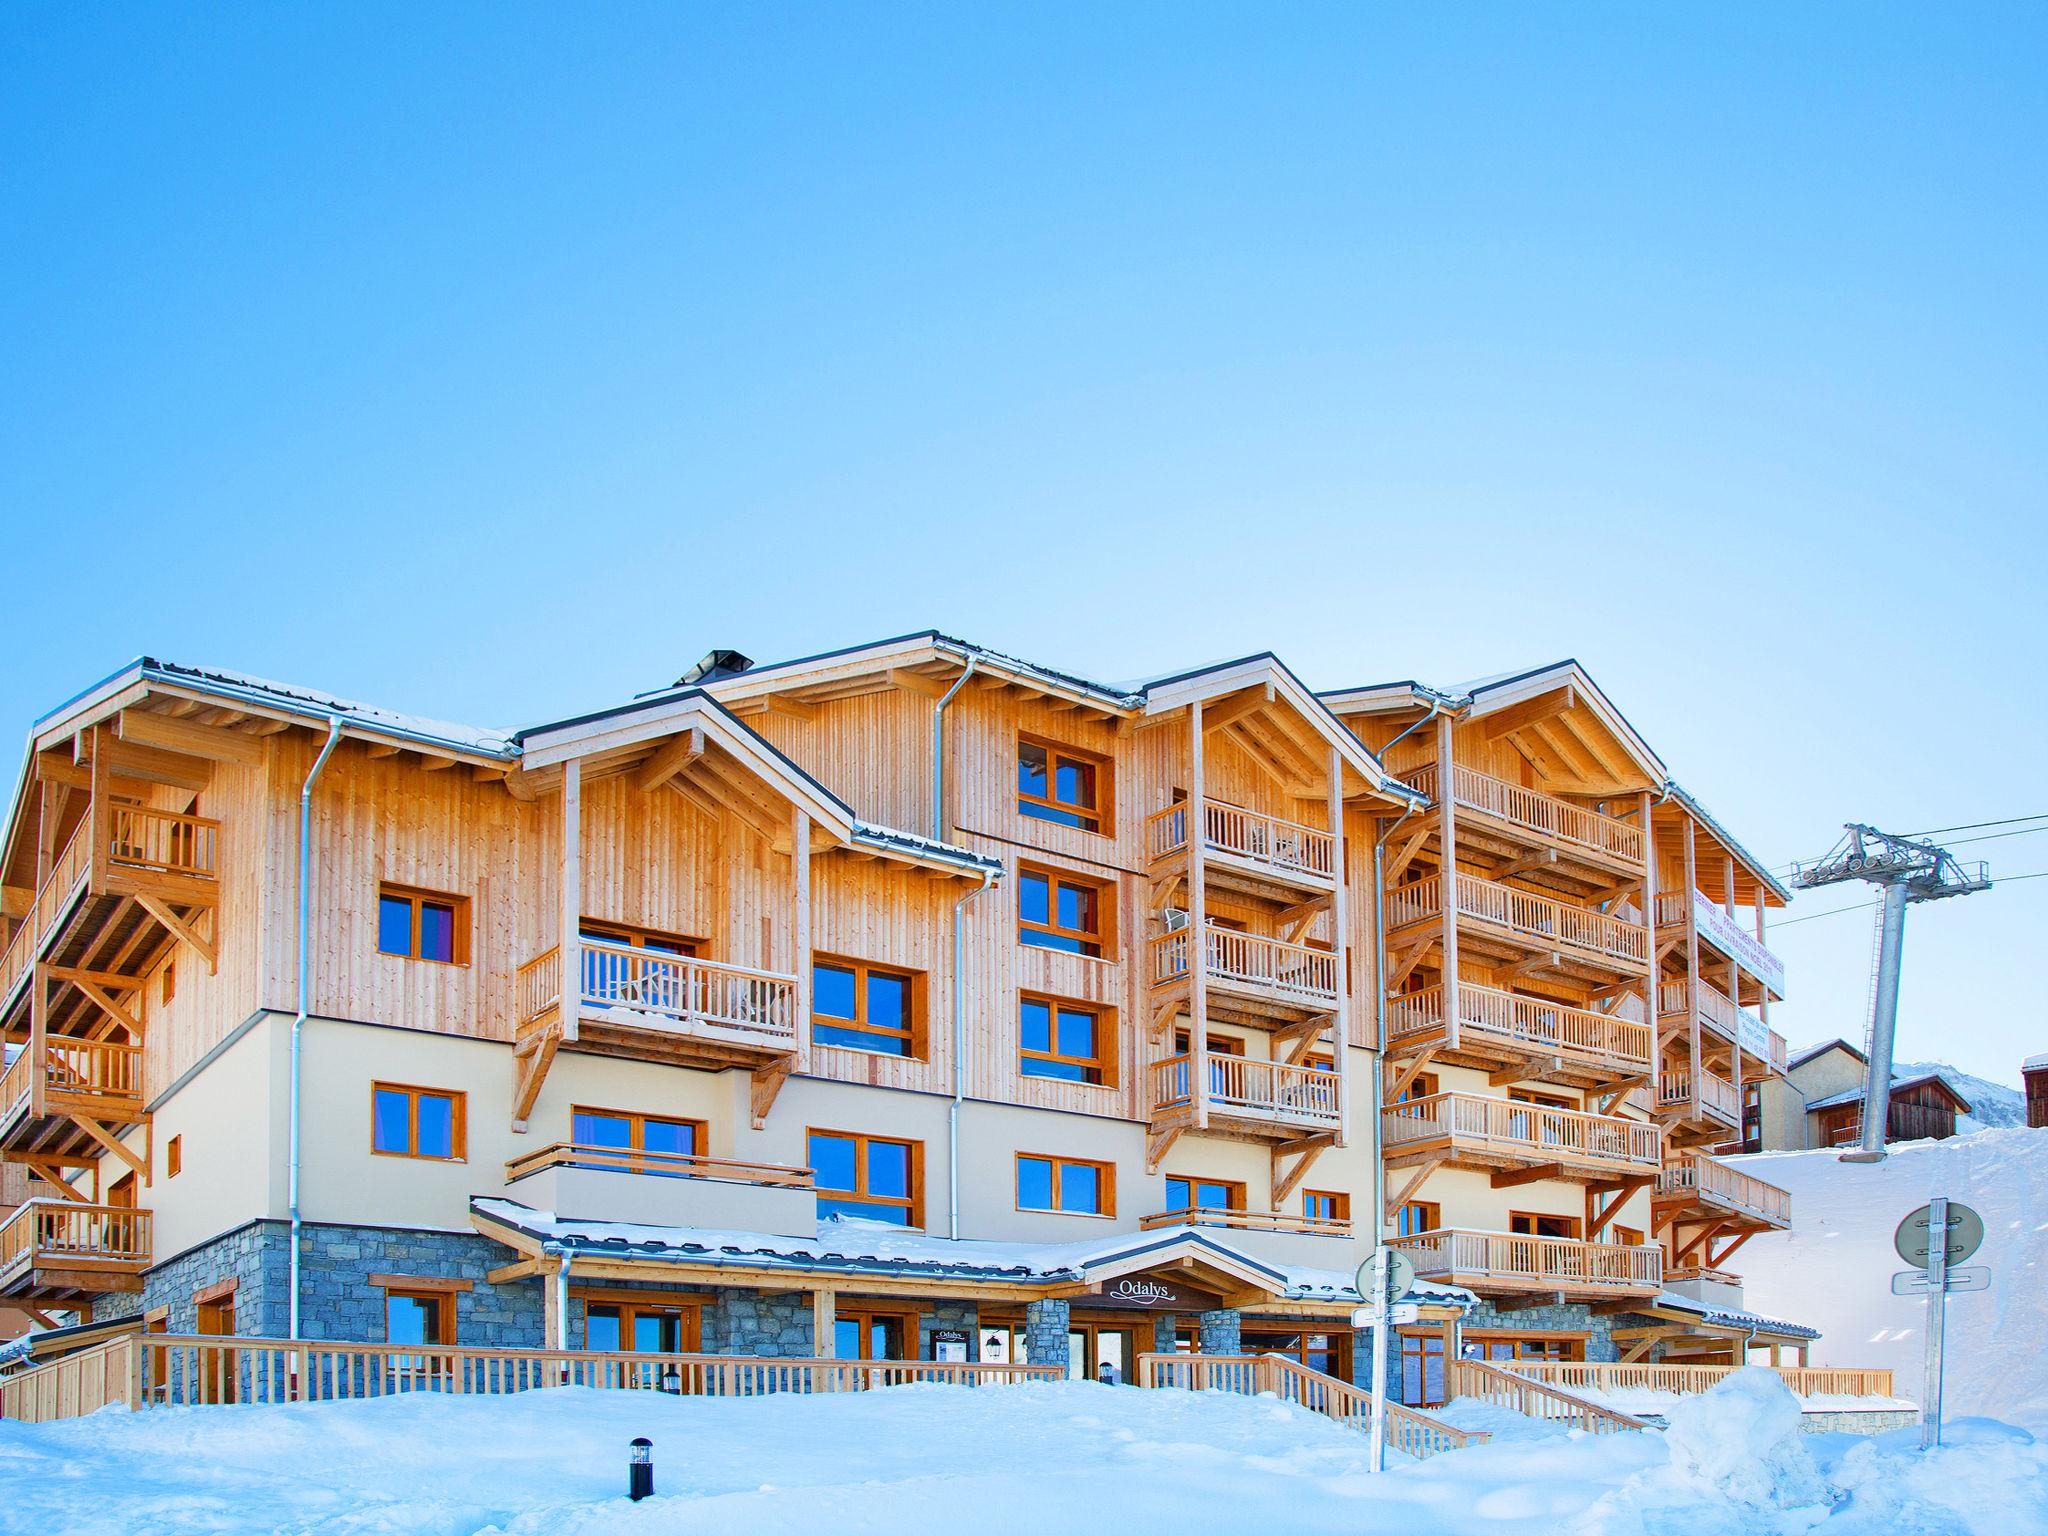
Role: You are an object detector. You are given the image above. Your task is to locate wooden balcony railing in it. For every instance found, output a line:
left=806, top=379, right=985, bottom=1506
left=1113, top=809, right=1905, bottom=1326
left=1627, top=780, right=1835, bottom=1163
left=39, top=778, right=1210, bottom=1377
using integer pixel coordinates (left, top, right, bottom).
left=1382, top=1093, right=1661, bottom=1171
left=0, top=822, right=90, bottom=1006
left=1385, top=872, right=1648, bottom=968
left=1138, top=1207, right=1351, bottom=1237
left=106, top=805, right=220, bottom=884
left=1658, top=1068, right=1740, bottom=1126
left=504, top=1142, right=814, bottom=1188
left=1656, top=1153, right=1791, bottom=1227
left=1655, top=889, right=1787, bottom=999
left=1149, top=925, right=1340, bottom=1010
left=1390, top=1228, right=1663, bottom=1293
left=0, top=1035, right=145, bottom=1129
left=1506, top=1361, right=1896, bottom=1400
left=1659, top=981, right=1784, bottom=1070
left=0, top=1336, right=1061, bottom=1423
left=1400, top=763, right=1645, bottom=867
left=1384, top=983, right=1652, bottom=1075
left=1149, top=1054, right=1342, bottom=1129
left=0, top=1200, right=152, bottom=1283
left=1442, top=1358, right=1646, bottom=1433
left=1145, top=800, right=1336, bottom=886
left=518, top=938, right=799, bottom=1048
left=1137, top=1353, right=1485, bottom=1461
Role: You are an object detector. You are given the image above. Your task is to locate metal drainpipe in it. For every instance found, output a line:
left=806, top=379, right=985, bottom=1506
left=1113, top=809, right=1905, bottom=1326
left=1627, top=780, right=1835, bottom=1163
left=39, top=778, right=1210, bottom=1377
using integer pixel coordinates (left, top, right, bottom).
left=288, top=716, right=345, bottom=1341
left=934, top=653, right=991, bottom=1240
left=555, top=1247, right=572, bottom=1350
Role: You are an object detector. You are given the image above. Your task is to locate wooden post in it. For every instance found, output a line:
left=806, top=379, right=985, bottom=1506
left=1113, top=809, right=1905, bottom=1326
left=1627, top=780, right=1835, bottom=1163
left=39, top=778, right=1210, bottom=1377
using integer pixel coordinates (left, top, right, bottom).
left=559, top=759, right=581, bottom=1045
left=1755, top=900, right=1771, bottom=1035
left=1187, top=700, right=1209, bottom=1131
left=812, top=1288, right=836, bottom=1357
left=28, top=963, right=46, bottom=1120
left=1638, top=790, right=1658, bottom=1106
left=1681, top=813, right=1701, bottom=1104
left=1327, top=745, right=1349, bottom=1148
left=88, top=726, right=111, bottom=893
left=792, top=808, right=812, bottom=1074
left=1435, top=716, right=1460, bottom=1052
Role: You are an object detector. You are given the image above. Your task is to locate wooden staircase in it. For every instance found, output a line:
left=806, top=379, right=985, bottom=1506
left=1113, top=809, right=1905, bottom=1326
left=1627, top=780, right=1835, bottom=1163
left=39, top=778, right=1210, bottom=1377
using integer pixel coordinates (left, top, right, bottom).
left=1136, top=1352, right=1485, bottom=1462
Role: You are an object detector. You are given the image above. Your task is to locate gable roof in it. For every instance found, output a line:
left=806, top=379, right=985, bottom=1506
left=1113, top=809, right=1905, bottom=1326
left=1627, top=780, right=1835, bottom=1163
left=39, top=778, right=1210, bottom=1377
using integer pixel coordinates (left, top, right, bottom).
left=1808, top=1073, right=1973, bottom=1115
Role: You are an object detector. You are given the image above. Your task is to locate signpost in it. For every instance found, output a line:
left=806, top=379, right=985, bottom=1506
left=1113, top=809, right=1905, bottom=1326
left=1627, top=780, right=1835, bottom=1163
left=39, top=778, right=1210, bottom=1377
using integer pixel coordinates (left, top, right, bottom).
left=1891, top=1198, right=1985, bottom=1449
left=1353, top=1249, right=1415, bottom=1473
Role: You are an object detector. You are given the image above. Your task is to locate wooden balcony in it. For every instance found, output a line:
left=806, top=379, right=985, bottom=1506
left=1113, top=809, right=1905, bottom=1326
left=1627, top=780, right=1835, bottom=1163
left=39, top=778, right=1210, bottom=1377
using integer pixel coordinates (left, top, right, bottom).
left=1659, top=981, right=1786, bottom=1074
left=1138, top=1206, right=1351, bottom=1237
left=1654, top=1153, right=1791, bottom=1230
left=1658, top=1068, right=1740, bottom=1131
left=1149, top=925, right=1339, bottom=1026
left=1145, top=799, right=1336, bottom=901
left=0, top=1034, right=146, bottom=1161
left=1382, top=1093, right=1662, bottom=1180
left=0, top=1200, right=150, bottom=1308
left=1385, top=983, right=1652, bottom=1084
left=1148, top=1053, right=1342, bottom=1140
left=1390, top=1227, right=1663, bottom=1298
left=516, top=938, right=799, bottom=1071
left=1399, top=763, right=1645, bottom=880
left=1654, top=890, right=1786, bottom=1002
left=1385, top=872, right=1648, bottom=981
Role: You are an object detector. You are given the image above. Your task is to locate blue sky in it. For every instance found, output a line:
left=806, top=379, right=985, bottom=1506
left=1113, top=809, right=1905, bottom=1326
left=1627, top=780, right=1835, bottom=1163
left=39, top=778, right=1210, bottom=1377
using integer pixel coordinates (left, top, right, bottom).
left=3, top=4, right=2043, bottom=1083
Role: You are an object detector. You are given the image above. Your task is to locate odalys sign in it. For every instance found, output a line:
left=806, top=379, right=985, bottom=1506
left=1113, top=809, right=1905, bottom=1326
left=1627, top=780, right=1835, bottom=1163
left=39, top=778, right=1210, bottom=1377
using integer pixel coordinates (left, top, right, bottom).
left=1086, top=1276, right=1219, bottom=1311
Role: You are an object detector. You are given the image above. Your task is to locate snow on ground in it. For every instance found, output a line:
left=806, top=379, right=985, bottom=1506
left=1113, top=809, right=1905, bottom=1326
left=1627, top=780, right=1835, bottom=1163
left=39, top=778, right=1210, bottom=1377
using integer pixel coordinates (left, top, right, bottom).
left=0, top=1372, right=2041, bottom=1536
left=1727, top=1126, right=2048, bottom=1426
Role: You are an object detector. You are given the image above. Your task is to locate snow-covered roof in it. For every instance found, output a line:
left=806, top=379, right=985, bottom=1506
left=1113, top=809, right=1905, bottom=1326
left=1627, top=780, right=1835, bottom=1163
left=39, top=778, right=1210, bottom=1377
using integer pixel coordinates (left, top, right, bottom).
left=472, top=1200, right=1472, bottom=1308
left=1807, top=1073, right=1972, bottom=1114
left=1647, top=1292, right=1820, bottom=1340
left=1787, top=1038, right=1860, bottom=1071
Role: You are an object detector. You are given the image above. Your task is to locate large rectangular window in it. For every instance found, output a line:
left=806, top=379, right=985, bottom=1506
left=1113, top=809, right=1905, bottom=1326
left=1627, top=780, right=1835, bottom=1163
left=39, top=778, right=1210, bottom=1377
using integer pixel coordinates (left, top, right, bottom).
left=585, top=1297, right=698, bottom=1354
left=570, top=1107, right=702, bottom=1173
left=809, top=1130, right=921, bottom=1227
left=1017, top=735, right=1110, bottom=834
left=1019, top=994, right=1112, bottom=1085
left=1016, top=1154, right=1113, bottom=1217
left=1018, top=865, right=1112, bottom=957
left=371, top=1083, right=465, bottom=1161
left=384, top=1289, right=454, bottom=1347
left=1510, top=1211, right=1582, bottom=1239
left=376, top=884, right=469, bottom=964
left=1165, top=1174, right=1245, bottom=1213
left=812, top=956, right=921, bottom=1057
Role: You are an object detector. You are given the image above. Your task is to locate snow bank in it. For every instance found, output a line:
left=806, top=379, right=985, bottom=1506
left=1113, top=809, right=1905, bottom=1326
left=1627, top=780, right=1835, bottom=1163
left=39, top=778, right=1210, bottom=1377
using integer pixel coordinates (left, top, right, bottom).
left=1727, top=1126, right=2048, bottom=1426
left=0, top=1378, right=2040, bottom=1536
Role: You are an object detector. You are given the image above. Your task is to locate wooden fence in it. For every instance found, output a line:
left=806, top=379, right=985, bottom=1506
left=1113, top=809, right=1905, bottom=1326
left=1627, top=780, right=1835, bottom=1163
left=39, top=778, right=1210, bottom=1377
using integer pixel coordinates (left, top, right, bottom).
left=1136, top=1352, right=1485, bottom=1462
left=0, top=1335, right=1063, bottom=1424
left=1506, top=1361, right=1897, bottom=1399
left=1442, top=1358, right=1646, bottom=1433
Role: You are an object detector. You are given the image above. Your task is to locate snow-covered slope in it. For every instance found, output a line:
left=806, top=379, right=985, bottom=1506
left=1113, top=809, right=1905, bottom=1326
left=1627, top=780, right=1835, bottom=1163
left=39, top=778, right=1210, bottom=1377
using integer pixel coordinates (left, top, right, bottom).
left=0, top=1375, right=2040, bottom=1536
left=1892, top=1061, right=2028, bottom=1131
left=1728, top=1126, right=2048, bottom=1424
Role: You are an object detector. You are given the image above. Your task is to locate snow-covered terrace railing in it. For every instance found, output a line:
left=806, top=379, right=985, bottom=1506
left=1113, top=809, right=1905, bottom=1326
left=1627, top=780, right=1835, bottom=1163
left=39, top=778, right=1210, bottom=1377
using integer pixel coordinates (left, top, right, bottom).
left=1385, top=873, right=1649, bottom=968
left=1136, top=1206, right=1351, bottom=1237
left=503, top=1142, right=815, bottom=1188
left=1149, top=1054, right=1342, bottom=1130
left=1138, top=1352, right=1485, bottom=1462
left=1383, top=1093, right=1662, bottom=1175
left=0, top=1336, right=1063, bottom=1424
left=1398, top=763, right=1645, bottom=868
left=1389, top=1228, right=1662, bottom=1294
left=1442, top=1358, right=1646, bottom=1433
left=1386, top=983, right=1652, bottom=1076
left=517, top=938, right=798, bottom=1047
left=1505, top=1361, right=1896, bottom=1400
left=1145, top=799, right=1337, bottom=887
left=1655, top=1153, right=1791, bottom=1228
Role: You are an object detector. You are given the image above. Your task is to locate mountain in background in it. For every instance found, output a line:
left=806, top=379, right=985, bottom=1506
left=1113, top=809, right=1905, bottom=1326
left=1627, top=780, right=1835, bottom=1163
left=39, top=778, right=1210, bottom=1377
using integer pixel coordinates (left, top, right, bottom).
left=1894, top=1061, right=2027, bottom=1129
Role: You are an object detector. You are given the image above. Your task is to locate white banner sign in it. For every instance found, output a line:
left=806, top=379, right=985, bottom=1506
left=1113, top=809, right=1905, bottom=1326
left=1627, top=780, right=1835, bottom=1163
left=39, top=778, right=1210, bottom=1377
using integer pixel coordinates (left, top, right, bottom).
left=1693, top=891, right=1787, bottom=998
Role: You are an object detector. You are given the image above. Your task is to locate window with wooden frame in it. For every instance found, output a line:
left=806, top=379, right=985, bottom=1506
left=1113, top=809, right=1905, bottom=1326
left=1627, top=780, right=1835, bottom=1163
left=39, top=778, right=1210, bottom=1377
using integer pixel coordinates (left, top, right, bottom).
left=1470, top=1334, right=1584, bottom=1363
left=570, top=1106, right=703, bottom=1174
left=1612, top=1225, right=1645, bottom=1247
left=383, top=1287, right=456, bottom=1347
left=582, top=1290, right=702, bottom=1353
left=371, top=1082, right=466, bottom=1161
left=1389, top=1071, right=1438, bottom=1104
left=1394, top=1200, right=1440, bottom=1237
left=160, top=958, right=175, bottom=1006
left=1165, top=1174, right=1246, bottom=1213
left=166, top=1135, right=182, bottom=1179
left=1302, top=1189, right=1349, bottom=1225
left=1508, top=1087, right=1578, bottom=1110
left=1019, top=994, right=1114, bottom=1085
left=812, top=955, right=924, bottom=1057
left=808, top=1129, right=922, bottom=1227
left=1510, top=1211, right=1583, bottom=1239
left=1173, top=1029, right=1244, bottom=1057
left=376, top=883, right=470, bottom=964
left=1015, top=1153, right=1114, bottom=1217
left=1017, top=864, right=1113, bottom=957
left=1017, top=734, right=1111, bottom=834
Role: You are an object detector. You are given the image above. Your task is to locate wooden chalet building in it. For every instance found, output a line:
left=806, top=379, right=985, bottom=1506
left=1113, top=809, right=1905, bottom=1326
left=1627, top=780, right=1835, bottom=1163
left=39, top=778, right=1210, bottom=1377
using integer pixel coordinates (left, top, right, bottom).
left=0, top=636, right=1819, bottom=1397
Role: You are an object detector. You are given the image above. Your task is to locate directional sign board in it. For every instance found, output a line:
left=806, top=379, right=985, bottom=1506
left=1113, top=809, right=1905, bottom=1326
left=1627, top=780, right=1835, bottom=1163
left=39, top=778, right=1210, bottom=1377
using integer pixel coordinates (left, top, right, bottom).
left=1891, top=1265, right=1991, bottom=1296
left=1354, top=1249, right=1415, bottom=1305
left=1895, top=1203, right=1984, bottom=1267
left=1351, top=1303, right=1420, bottom=1328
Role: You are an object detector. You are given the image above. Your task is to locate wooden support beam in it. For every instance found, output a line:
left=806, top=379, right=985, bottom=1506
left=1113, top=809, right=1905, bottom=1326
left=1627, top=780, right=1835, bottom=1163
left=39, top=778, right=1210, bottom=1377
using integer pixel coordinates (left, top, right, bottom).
left=510, top=1026, right=560, bottom=1131
left=486, top=1259, right=543, bottom=1285
left=118, top=709, right=264, bottom=765
left=634, top=728, right=706, bottom=791
left=15, top=1157, right=91, bottom=1197
left=750, top=1059, right=792, bottom=1129
left=1383, top=1153, right=1444, bottom=1220
left=887, top=668, right=949, bottom=700
left=1489, top=1163, right=1565, bottom=1189
left=1145, top=1124, right=1184, bottom=1175
left=68, top=1114, right=147, bottom=1182
left=47, top=970, right=145, bottom=1040
left=1383, top=934, right=1434, bottom=992
left=1587, top=1177, right=1651, bottom=1237
left=1486, top=1055, right=1561, bottom=1086
left=812, top=1287, right=837, bottom=1354
left=1477, top=686, right=1576, bottom=743
left=1384, top=1048, right=1438, bottom=1105
left=1270, top=1133, right=1337, bottom=1209
left=1383, top=823, right=1432, bottom=885
left=1199, top=684, right=1273, bottom=733
left=134, top=896, right=217, bottom=974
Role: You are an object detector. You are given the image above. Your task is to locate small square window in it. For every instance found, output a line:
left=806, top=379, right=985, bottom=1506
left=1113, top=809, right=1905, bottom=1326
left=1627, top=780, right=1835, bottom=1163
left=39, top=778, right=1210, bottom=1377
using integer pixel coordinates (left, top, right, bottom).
left=811, top=956, right=921, bottom=1057
left=1017, top=866, right=1113, bottom=957
left=1019, top=994, right=1113, bottom=1086
left=1016, top=735, right=1109, bottom=833
left=371, top=1083, right=467, bottom=1161
left=376, top=885, right=470, bottom=965
left=808, top=1129, right=921, bottom=1227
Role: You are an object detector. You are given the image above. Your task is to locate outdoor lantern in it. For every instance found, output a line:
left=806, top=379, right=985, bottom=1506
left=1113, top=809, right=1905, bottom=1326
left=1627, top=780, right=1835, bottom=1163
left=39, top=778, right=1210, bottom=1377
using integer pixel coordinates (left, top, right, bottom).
left=628, top=1437, right=654, bottom=1502
left=660, top=1365, right=683, bottom=1395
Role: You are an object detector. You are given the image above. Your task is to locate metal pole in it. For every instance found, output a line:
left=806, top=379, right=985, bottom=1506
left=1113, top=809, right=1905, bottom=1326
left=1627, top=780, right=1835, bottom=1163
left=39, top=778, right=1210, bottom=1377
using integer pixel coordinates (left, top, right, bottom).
left=1367, top=1250, right=1388, bottom=1472
left=1922, top=1197, right=1948, bottom=1449
left=1852, top=883, right=1911, bottom=1161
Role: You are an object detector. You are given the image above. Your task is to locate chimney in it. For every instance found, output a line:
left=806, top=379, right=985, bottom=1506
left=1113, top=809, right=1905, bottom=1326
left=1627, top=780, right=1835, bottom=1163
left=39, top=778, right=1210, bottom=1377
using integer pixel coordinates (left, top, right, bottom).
left=676, top=649, right=753, bottom=687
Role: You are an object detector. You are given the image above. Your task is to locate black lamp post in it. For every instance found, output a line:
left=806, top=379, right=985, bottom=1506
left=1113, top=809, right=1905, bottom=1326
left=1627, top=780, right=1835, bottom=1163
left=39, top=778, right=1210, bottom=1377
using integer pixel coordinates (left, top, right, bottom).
left=628, top=1437, right=654, bottom=1502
